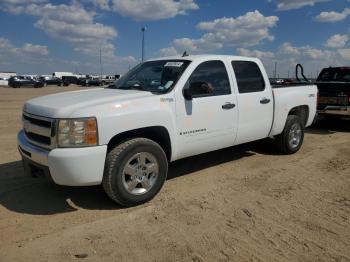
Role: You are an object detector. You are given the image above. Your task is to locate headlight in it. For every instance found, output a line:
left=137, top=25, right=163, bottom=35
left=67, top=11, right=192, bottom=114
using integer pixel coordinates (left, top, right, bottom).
left=57, top=118, right=98, bottom=147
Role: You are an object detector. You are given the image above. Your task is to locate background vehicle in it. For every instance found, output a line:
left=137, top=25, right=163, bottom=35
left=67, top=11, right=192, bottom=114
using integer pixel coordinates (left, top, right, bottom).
left=62, top=76, right=80, bottom=86
left=101, top=75, right=120, bottom=85
left=18, top=55, right=317, bottom=207
left=8, top=76, right=43, bottom=88
left=316, top=67, right=350, bottom=117
left=79, top=77, right=103, bottom=87
left=53, top=72, right=75, bottom=78
left=39, top=76, right=62, bottom=86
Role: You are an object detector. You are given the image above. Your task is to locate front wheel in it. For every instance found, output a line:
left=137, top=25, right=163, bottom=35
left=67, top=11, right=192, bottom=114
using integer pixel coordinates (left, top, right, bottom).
left=103, top=138, right=168, bottom=206
left=275, top=115, right=304, bottom=154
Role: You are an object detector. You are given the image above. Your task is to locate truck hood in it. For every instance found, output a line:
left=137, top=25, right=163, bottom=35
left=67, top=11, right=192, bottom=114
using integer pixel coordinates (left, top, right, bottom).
left=24, top=88, right=154, bottom=118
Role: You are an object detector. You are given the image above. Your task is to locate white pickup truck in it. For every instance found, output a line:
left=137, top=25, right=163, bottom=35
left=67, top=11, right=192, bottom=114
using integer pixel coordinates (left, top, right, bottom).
left=18, top=55, right=317, bottom=206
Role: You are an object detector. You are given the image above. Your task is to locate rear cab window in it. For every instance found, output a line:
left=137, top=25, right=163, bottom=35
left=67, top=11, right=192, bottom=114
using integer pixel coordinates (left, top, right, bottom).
left=231, top=61, right=265, bottom=93
left=317, top=68, right=350, bottom=82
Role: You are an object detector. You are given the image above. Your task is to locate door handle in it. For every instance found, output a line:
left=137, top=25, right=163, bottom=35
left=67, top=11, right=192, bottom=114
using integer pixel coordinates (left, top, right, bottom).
left=222, top=103, right=236, bottom=110
left=260, top=98, right=271, bottom=104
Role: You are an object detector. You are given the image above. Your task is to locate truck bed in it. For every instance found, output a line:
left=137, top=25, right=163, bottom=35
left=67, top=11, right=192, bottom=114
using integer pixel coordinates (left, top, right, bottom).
left=271, top=83, right=314, bottom=89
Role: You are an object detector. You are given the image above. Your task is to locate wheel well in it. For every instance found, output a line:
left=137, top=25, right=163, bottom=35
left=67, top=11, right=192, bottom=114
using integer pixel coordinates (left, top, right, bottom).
left=288, top=105, right=309, bottom=126
left=107, top=126, right=172, bottom=161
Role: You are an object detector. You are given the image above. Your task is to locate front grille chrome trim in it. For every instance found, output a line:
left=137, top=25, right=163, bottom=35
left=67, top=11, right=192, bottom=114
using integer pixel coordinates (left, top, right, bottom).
left=22, top=111, right=56, bottom=150
left=23, top=120, right=51, bottom=137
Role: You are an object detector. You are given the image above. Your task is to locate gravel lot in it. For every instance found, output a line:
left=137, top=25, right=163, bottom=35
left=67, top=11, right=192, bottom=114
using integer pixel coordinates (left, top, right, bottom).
left=0, top=86, right=349, bottom=262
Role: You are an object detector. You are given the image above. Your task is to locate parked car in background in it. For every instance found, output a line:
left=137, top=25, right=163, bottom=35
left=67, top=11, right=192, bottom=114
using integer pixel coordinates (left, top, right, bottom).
left=101, top=75, right=118, bottom=85
left=39, top=76, right=62, bottom=86
left=62, top=76, right=80, bottom=86
left=18, top=55, right=317, bottom=206
left=8, top=76, right=43, bottom=88
left=316, top=67, right=350, bottom=118
left=76, top=77, right=102, bottom=87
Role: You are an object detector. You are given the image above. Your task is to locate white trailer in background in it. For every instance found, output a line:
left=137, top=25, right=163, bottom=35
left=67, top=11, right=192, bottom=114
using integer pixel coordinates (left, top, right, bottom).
left=52, top=72, right=75, bottom=78
left=0, top=78, right=8, bottom=86
left=0, top=72, right=16, bottom=80
left=0, top=72, right=13, bottom=85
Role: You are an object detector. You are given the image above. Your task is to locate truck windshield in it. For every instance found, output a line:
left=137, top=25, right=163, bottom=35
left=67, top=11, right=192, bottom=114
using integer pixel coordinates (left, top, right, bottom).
left=317, top=68, right=350, bottom=82
left=109, top=60, right=191, bottom=93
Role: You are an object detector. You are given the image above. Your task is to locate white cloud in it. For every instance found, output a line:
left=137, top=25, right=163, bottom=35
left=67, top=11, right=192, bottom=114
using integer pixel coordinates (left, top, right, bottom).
left=325, top=34, right=349, bottom=48
left=279, top=42, right=333, bottom=59
left=82, top=0, right=110, bottom=10
left=236, top=48, right=275, bottom=59
left=160, top=11, right=278, bottom=55
left=159, top=46, right=180, bottom=57
left=111, top=0, right=199, bottom=21
left=0, top=2, right=137, bottom=74
left=22, top=43, right=49, bottom=55
left=0, top=0, right=46, bottom=13
left=0, top=37, right=51, bottom=72
left=316, top=8, right=350, bottom=22
left=279, top=42, right=301, bottom=55
left=235, top=42, right=350, bottom=78
left=338, top=49, right=350, bottom=60
left=24, top=3, right=118, bottom=59
left=270, top=0, right=331, bottom=11
left=0, top=37, right=49, bottom=56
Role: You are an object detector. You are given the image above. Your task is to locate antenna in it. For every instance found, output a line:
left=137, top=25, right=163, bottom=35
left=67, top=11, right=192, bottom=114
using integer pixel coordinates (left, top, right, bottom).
left=182, top=51, right=189, bottom=57
left=99, top=45, right=103, bottom=79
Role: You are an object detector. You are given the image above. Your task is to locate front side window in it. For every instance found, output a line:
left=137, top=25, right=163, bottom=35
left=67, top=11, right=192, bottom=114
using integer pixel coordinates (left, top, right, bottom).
left=232, top=61, right=265, bottom=93
left=187, top=60, right=231, bottom=97
left=110, top=60, right=191, bottom=94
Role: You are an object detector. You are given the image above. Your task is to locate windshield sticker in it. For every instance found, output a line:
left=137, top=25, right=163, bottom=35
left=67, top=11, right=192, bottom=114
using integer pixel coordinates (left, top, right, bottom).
left=165, top=62, right=184, bottom=67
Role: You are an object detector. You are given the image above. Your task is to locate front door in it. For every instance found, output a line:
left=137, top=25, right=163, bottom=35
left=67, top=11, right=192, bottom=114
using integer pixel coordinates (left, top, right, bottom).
left=175, top=60, right=238, bottom=159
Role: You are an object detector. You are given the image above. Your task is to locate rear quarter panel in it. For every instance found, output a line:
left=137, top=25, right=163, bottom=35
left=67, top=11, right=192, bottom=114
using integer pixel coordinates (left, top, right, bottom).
left=270, top=85, right=317, bottom=136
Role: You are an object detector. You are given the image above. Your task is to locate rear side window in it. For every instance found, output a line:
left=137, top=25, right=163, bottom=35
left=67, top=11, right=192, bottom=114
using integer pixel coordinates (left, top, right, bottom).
left=231, top=61, right=265, bottom=93
left=317, top=68, right=350, bottom=82
left=188, top=60, right=231, bottom=97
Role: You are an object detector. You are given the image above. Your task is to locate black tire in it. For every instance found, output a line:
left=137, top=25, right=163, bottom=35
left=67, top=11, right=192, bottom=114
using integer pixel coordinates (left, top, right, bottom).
left=276, top=115, right=304, bottom=154
left=103, top=138, right=168, bottom=206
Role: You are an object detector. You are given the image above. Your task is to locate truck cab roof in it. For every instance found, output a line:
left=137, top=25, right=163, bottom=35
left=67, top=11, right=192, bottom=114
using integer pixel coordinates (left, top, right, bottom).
left=149, top=54, right=261, bottom=63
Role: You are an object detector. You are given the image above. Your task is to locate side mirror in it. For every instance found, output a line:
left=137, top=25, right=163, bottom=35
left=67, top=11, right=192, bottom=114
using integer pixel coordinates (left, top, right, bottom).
left=184, top=81, right=213, bottom=100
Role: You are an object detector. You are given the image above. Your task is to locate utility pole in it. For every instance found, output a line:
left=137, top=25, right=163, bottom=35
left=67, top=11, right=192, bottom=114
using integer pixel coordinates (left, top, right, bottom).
left=141, top=27, right=146, bottom=62
left=99, top=45, right=103, bottom=79
left=274, top=62, right=277, bottom=79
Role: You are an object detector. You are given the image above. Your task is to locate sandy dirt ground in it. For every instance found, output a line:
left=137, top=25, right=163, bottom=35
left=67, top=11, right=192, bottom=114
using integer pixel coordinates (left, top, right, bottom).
left=0, top=86, right=349, bottom=262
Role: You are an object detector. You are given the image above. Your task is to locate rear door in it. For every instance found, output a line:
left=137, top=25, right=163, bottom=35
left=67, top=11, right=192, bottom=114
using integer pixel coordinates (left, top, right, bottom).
left=175, top=60, right=238, bottom=158
left=230, top=61, right=274, bottom=145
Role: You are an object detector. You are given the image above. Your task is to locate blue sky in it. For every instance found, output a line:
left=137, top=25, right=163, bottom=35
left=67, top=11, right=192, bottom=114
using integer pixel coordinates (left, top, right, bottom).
left=0, top=0, right=349, bottom=77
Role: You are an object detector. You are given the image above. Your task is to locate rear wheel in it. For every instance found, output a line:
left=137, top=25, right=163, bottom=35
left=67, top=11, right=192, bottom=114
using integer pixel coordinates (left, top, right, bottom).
left=276, top=115, right=304, bottom=154
left=103, top=138, right=168, bottom=206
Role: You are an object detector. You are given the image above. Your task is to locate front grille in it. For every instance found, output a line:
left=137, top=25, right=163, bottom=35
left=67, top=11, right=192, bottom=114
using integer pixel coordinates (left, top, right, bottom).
left=23, top=112, right=55, bottom=149
left=23, top=114, right=51, bottom=128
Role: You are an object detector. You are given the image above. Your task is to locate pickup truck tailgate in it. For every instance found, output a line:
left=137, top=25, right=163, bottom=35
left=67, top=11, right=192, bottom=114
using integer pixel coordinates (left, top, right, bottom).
left=317, top=82, right=349, bottom=110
